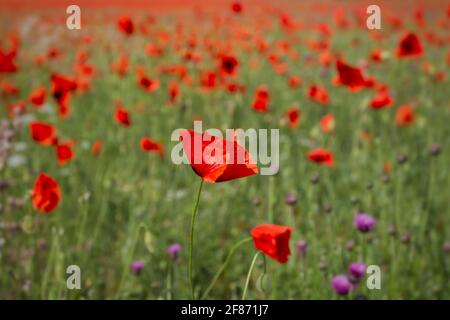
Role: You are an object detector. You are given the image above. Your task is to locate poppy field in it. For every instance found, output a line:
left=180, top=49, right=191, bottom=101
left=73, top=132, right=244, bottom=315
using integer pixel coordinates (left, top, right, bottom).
left=0, top=0, right=449, bottom=300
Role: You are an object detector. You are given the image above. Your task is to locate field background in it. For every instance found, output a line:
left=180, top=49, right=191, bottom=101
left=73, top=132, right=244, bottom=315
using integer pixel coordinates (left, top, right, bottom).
left=0, top=0, right=449, bottom=299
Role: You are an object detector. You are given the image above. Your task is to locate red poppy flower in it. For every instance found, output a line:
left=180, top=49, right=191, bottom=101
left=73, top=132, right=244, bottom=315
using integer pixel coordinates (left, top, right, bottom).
left=396, top=105, right=415, bottom=127
left=91, top=140, right=102, bottom=157
left=396, top=32, right=423, bottom=58
left=0, top=48, right=18, bottom=73
left=369, top=90, right=393, bottom=109
left=140, top=137, right=164, bottom=159
left=334, top=60, right=366, bottom=91
left=308, top=84, right=329, bottom=105
left=220, top=55, right=239, bottom=75
left=285, top=106, right=300, bottom=128
left=251, top=224, right=292, bottom=264
left=180, top=129, right=258, bottom=183
left=200, top=70, right=217, bottom=89
left=114, top=103, right=131, bottom=127
left=320, top=114, right=335, bottom=133
left=32, top=173, right=61, bottom=213
left=29, top=86, right=47, bottom=107
left=307, top=147, right=335, bottom=167
left=51, top=73, right=77, bottom=118
left=138, top=74, right=160, bottom=92
left=29, top=121, right=57, bottom=146
left=231, top=2, right=243, bottom=14
left=167, top=80, right=180, bottom=104
left=117, top=16, right=134, bottom=36
left=111, top=55, right=129, bottom=77
left=56, top=141, right=75, bottom=165
left=1, top=80, right=19, bottom=96
left=288, top=75, right=302, bottom=88
left=370, top=49, right=383, bottom=63
left=251, top=85, right=270, bottom=112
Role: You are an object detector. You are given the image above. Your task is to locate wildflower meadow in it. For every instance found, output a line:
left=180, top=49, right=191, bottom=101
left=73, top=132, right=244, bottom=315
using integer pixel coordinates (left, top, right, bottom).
left=0, top=0, right=449, bottom=301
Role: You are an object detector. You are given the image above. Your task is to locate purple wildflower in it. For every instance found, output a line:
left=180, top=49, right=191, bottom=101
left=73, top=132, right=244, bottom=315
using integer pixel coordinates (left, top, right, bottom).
left=353, top=212, right=376, bottom=232
left=167, top=243, right=182, bottom=260
left=130, top=260, right=145, bottom=275
left=332, top=275, right=353, bottom=295
left=349, top=262, right=366, bottom=278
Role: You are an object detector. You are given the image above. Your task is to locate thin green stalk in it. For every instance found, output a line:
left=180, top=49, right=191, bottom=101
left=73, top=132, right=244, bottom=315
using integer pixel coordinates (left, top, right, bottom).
left=201, top=237, right=252, bottom=299
left=242, top=251, right=262, bottom=300
left=188, top=178, right=204, bottom=299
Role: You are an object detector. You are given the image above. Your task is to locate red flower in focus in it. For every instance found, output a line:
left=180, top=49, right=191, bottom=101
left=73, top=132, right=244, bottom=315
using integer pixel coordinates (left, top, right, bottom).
left=285, top=106, right=300, bottom=128
left=231, top=2, right=243, bottom=14
left=91, top=140, right=102, bottom=157
left=307, top=147, right=335, bottom=167
left=252, top=85, right=270, bottom=112
left=396, top=105, right=415, bottom=127
left=369, top=90, right=393, bottom=109
left=180, top=129, right=258, bottom=183
left=334, top=60, right=366, bottom=91
left=29, top=121, right=57, bottom=146
left=0, top=48, right=18, bottom=73
left=29, top=86, right=47, bottom=107
left=32, top=173, right=61, bottom=213
left=114, top=103, right=131, bottom=127
left=251, top=224, right=292, bottom=264
left=320, top=114, right=335, bottom=133
left=140, top=137, right=164, bottom=159
left=308, top=85, right=329, bottom=105
left=56, top=141, right=75, bottom=165
left=396, top=32, right=423, bottom=58
left=117, top=16, right=134, bottom=36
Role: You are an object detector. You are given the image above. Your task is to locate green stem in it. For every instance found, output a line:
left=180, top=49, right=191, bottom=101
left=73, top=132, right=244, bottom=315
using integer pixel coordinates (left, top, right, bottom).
left=188, top=179, right=204, bottom=299
left=242, top=251, right=262, bottom=300
left=201, top=237, right=252, bottom=299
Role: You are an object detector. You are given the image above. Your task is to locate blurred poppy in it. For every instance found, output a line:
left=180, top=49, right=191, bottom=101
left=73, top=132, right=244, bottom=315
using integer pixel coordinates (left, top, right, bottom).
left=0, top=48, right=18, bottom=73
left=168, top=80, right=180, bottom=104
left=56, top=141, right=75, bottom=165
left=32, top=173, right=61, bottom=213
left=369, top=90, right=393, bottom=109
left=396, top=105, right=415, bottom=127
left=396, top=32, right=423, bottom=58
left=114, top=103, right=131, bottom=127
left=334, top=60, right=366, bottom=91
left=51, top=73, right=77, bottom=118
left=231, top=2, right=243, bottom=14
left=285, top=106, right=300, bottom=128
left=1, top=80, right=19, bottom=96
left=220, top=55, right=239, bottom=75
left=140, top=137, right=164, bottom=159
left=29, top=121, right=57, bottom=146
left=320, top=114, right=335, bottom=133
left=117, top=16, right=134, bottom=36
left=251, top=224, right=292, bottom=264
left=29, top=86, right=47, bottom=107
left=252, top=85, right=270, bottom=112
left=91, top=140, right=102, bottom=157
left=308, top=85, right=329, bottom=105
left=307, top=147, right=334, bottom=167
left=180, top=129, right=258, bottom=183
